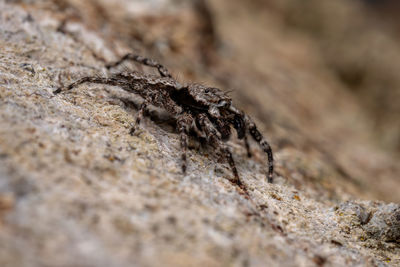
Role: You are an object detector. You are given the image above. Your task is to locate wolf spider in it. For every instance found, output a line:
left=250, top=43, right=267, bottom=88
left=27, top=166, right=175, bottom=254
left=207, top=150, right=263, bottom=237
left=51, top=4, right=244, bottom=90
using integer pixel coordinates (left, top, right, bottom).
left=54, top=54, right=274, bottom=188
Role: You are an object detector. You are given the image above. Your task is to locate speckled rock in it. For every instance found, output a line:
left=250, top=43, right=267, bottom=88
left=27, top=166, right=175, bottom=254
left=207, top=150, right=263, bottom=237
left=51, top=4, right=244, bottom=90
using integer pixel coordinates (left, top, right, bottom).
left=0, top=1, right=399, bottom=267
left=363, top=203, right=400, bottom=243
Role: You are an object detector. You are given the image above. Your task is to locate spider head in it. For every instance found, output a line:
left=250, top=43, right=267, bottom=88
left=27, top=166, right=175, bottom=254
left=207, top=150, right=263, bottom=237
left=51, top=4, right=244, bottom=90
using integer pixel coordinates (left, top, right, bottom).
left=188, top=84, right=232, bottom=111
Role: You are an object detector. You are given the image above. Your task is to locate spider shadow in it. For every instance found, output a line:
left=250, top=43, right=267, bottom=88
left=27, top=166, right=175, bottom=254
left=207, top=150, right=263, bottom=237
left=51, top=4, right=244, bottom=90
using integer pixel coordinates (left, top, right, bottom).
left=113, top=96, right=176, bottom=132
left=112, top=96, right=209, bottom=151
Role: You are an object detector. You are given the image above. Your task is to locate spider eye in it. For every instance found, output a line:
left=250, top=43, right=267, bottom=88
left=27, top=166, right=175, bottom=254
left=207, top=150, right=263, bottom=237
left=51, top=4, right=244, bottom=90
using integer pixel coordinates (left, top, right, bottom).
left=218, top=100, right=230, bottom=108
left=205, top=88, right=211, bottom=93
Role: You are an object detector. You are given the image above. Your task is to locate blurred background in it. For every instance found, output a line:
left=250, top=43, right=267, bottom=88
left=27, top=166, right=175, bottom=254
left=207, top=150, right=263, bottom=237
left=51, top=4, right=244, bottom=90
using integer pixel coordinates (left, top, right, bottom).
left=270, top=0, right=400, bottom=154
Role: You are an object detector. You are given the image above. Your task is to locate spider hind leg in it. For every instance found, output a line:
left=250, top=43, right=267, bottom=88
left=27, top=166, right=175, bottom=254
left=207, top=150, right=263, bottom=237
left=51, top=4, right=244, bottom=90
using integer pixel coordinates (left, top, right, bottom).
left=106, top=54, right=172, bottom=78
left=53, top=76, right=129, bottom=94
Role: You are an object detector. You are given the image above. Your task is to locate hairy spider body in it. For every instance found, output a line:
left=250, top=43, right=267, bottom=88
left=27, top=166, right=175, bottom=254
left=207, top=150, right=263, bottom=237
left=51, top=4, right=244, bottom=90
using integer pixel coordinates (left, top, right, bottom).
left=54, top=54, right=274, bottom=186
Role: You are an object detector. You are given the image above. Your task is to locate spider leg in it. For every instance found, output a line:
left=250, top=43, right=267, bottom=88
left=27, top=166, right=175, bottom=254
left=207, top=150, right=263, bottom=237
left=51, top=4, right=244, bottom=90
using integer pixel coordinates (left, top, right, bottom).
left=130, top=101, right=148, bottom=135
left=191, top=119, right=206, bottom=139
left=246, top=118, right=274, bottom=183
left=53, top=76, right=129, bottom=94
left=106, top=54, right=172, bottom=78
left=197, top=114, right=242, bottom=187
left=221, top=146, right=241, bottom=186
left=231, top=111, right=251, bottom=157
left=177, top=113, right=194, bottom=174
left=229, top=106, right=273, bottom=182
left=243, top=135, right=252, bottom=158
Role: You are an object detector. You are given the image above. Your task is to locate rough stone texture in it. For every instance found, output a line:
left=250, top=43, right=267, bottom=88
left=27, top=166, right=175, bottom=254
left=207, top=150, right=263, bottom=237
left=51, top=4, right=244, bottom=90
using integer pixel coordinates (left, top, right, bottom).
left=0, top=0, right=399, bottom=266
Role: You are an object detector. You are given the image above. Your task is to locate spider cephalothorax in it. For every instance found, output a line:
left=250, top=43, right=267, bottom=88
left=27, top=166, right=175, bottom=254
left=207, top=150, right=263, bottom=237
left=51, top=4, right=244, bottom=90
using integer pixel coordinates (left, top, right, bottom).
left=188, top=85, right=231, bottom=108
left=54, top=54, right=274, bottom=189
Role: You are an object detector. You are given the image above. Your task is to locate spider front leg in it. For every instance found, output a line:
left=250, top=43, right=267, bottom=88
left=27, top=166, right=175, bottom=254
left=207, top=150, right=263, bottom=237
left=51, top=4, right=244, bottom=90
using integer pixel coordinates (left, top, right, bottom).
left=231, top=113, right=251, bottom=157
left=221, top=146, right=242, bottom=187
left=177, top=113, right=194, bottom=174
left=230, top=106, right=274, bottom=183
left=106, top=54, right=172, bottom=78
left=243, top=135, right=252, bottom=158
left=197, top=114, right=242, bottom=187
left=247, top=118, right=274, bottom=183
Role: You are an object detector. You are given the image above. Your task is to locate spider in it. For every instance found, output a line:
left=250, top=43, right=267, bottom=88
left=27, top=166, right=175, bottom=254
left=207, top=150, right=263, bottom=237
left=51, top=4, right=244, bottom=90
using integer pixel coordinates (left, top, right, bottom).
left=54, top=54, right=274, bottom=188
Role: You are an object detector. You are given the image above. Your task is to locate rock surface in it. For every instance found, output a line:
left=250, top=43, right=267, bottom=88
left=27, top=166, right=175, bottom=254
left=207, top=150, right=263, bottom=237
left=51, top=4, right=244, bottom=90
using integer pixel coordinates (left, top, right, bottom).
left=0, top=0, right=399, bottom=266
